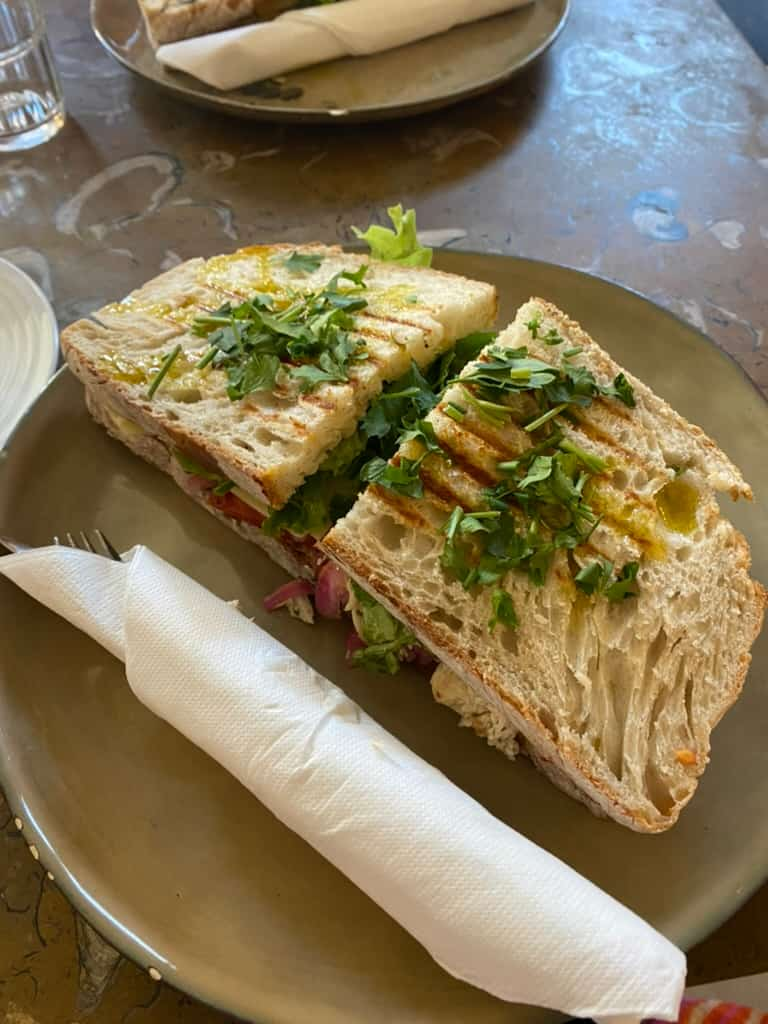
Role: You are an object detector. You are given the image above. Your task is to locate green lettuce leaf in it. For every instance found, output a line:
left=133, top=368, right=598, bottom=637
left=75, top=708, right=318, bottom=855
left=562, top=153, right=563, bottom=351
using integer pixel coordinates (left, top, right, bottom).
left=262, top=473, right=359, bottom=539
left=352, top=204, right=432, bottom=267
left=350, top=582, right=416, bottom=674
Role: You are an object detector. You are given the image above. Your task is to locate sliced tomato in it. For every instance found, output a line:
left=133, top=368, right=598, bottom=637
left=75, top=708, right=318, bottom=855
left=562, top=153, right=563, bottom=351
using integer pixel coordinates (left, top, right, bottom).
left=208, top=490, right=266, bottom=528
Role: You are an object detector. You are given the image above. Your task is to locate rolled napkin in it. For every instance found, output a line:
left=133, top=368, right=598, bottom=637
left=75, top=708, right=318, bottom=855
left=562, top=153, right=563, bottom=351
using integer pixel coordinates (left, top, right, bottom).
left=156, top=0, right=535, bottom=91
left=0, top=545, right=686, bottom=1022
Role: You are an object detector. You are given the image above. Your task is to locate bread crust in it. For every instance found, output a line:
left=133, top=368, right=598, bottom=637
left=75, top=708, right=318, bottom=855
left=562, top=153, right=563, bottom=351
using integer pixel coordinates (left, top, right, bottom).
left=139, top=0, right=295, bottom=47
left=83, top=383, right=316, bottom=579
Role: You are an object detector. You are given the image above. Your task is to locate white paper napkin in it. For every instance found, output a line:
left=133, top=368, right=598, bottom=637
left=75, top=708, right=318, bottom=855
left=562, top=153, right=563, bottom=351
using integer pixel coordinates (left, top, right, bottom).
left=156, top=0, right=535, bottom=91
left=0, top=545, right=686, bottom=1022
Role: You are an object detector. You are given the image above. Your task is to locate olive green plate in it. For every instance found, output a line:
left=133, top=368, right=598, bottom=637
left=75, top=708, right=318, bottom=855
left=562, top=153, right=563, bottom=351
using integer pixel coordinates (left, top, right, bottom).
left=90, top=0, right=569, bottom=123
left=1, top=254, right=767, bottom=1024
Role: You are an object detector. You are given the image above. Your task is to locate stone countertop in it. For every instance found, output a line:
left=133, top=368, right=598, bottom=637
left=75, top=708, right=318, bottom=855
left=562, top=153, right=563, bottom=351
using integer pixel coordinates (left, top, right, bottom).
left=1, top=0, right=767, bottom=1018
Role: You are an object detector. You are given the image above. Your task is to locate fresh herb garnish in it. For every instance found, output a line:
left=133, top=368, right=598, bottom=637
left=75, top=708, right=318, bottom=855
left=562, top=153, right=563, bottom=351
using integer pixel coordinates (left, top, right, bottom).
left=575, top=559, right=640, bottom=601
left=147, top=344, right=182, bottom=399
left=605, top=561, right=640, bottom=600
left=360, top=419, right=446, bottom=497
left=352, top=204, right=432, bottom=268
left=433, top=421, right=618, bottom=623
left=282, top=250, right=323, bottom=275
left=452, top=343, right=635, bottom=431
left=488, top=588, right=518, bottom=632
left=604, top=371, right=636, bottom=408
left=173, top=450, right=234, bottom=494
left=444, top=402, right=467, bottom=422
left=342, top=320, right=639, bottom=620
left=430, top=331, right=496, bottom=393
left=573, top=559, right=613, bottom=596
left=360, top=456, right=426, bottom=498
left=260, top=329, right=492, bottom=540
left=525, top=313, right=542, bottom=338
left=191, top=266, right=369, bottom=400
left=543, top=328, right=564, bottom=346
left=458, top=385, right=514, bottom=426
left=349, top=582, right=416, bottom=674
left=557, top=438, right=608, bottom=474
left=263, top=472, right=359, bottom=538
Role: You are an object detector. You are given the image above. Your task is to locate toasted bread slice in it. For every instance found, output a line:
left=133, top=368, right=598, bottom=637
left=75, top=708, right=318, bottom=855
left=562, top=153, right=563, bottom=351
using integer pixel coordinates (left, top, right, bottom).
left=61, top=244, right=496, bottom=575
left=321, top=299, right=766, bottom=832
left=139, top=0, right=294, bottom=46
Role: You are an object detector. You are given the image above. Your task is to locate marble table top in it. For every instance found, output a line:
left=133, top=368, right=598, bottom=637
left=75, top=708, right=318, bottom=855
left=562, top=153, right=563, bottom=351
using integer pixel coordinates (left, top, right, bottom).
left=1, top=0, right=767, bottom=1018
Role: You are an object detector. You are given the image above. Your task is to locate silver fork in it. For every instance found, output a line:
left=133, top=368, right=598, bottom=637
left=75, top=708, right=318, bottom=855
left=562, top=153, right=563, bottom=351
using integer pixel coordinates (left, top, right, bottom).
left=0, top=529, right=122, bottom=561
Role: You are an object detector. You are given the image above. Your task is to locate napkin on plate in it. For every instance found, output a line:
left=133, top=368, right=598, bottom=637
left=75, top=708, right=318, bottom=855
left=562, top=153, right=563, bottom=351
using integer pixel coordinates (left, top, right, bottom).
left=0, top=545, right=686, bottom=1022
left=156, top=0, right=535, bottom=92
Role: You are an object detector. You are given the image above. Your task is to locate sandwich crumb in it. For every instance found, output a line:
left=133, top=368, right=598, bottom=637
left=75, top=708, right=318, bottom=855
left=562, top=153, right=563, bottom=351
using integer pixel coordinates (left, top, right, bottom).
left=675, top=749, right=697, bottom=766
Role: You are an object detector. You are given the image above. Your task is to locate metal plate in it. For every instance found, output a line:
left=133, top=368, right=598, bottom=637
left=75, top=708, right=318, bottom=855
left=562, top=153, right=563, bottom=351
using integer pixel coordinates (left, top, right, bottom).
left=90, top=0, right=569, bottom=123
left=0, top=254, right=767, bottom=1023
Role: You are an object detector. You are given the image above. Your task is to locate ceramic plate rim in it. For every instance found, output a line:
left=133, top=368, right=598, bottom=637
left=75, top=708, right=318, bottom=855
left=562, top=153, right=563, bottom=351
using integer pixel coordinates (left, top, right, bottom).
left=90, top=0, right=571, bottom=123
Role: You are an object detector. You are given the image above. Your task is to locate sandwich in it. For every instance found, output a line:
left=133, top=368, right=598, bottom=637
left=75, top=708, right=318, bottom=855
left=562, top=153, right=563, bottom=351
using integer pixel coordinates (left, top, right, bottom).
left=321, top=298, right=766, bottom=831
left=139, top=0, right=329, bottom=47
left=60, top=213, right=497, bottom=585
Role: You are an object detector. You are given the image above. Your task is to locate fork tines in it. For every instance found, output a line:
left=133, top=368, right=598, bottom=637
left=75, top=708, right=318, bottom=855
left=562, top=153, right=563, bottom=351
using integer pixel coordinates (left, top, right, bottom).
left=54, top=529, right=121, bottom=561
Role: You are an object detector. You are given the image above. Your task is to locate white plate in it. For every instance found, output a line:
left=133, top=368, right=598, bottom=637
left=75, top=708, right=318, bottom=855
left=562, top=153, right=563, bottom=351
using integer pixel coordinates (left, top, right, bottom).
left=0, top=257, right=59, bottom=448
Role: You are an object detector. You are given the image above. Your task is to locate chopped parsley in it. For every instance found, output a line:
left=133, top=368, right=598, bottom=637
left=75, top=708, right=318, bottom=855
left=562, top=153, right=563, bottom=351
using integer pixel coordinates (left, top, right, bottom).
left=361, top=419, right=445, bottom=498
left=434, top=419, right=641, bottom=627
left=440, top=438, right=602, bottom=596
left=147, top=344, right=182, bottom=399
left=488, top=588, right=518, bottom=632
left=452, top=343, right=635, bottom=430
left=191, top=266, right=369, bottom=400
left=262, top=472, right=359, bottom=539
left=349, top=582, right=416, bottom=674
left=281, top=250, right=324, bottom=275
left=260, top=332, right=493, bottom=539
left=575, top=559, right=640, bottom=601
left=173, top=450, right=234, bottom=495
left=525, top=312, right=542, bottom=338
left=605, top=371, right=636, bottom=408
left=543, top=328, right=565, bottom=346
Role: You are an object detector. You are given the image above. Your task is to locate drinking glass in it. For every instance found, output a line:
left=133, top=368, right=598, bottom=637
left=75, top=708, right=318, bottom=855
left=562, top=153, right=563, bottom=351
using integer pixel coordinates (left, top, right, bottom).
left=0, top=0, right=64, bottom=152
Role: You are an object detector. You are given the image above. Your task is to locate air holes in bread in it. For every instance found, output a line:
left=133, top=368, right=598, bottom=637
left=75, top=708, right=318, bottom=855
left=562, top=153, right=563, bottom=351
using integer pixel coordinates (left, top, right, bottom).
left=411, top=533, right=435, bottom=560
left=644, top=763, right=675, bottom=815
left=429, top=608, right=463, bottom=632
left=537, top=706, right=558, bottom=740
left=612, top=469, right=629, bottom=490
left=377, top=515, right=407, bottom=552
left=256, top=428, right=280, bottom=447
left=234, top=438, right=255, bottom=453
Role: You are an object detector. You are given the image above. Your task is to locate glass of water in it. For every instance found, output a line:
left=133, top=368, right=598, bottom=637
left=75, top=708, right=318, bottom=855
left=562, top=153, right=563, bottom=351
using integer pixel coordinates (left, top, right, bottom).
left=0, top=0, right=64, bottom=152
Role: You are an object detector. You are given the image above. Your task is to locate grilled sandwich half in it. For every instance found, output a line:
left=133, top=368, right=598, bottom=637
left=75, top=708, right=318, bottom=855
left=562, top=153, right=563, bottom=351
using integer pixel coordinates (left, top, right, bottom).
left=321, top=299, right=766, bottom=831
left=61, top=244, right=496, bottom=577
